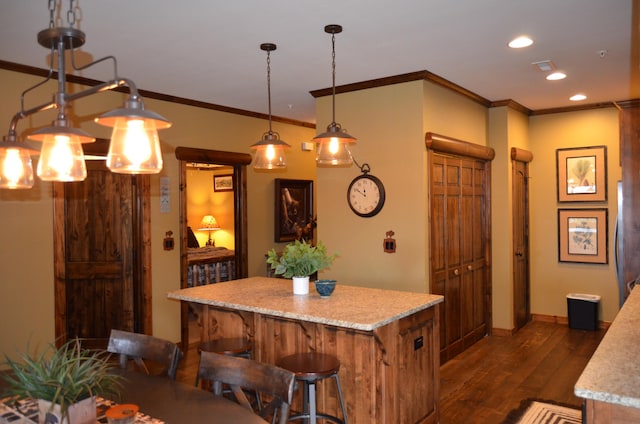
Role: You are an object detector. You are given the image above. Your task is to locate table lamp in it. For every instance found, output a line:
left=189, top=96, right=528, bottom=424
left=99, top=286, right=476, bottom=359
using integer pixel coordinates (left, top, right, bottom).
left=198, top=215, right=220, bottom=246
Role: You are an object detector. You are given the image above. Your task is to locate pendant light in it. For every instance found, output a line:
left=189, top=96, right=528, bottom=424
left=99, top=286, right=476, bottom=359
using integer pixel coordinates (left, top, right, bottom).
left=251, top=43, right=290, bottom=169
left=0, top=1, right=171, bottom=188
left=314, top=24, right=356, bottom=166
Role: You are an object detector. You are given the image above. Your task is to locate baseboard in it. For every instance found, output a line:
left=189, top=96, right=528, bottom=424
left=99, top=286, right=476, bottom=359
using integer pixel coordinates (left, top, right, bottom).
left=491, top=313, right=610, bottom=335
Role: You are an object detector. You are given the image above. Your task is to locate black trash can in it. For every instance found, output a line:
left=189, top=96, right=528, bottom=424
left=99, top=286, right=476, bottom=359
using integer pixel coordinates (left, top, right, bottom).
left=566, top=293, right=600, bottom=330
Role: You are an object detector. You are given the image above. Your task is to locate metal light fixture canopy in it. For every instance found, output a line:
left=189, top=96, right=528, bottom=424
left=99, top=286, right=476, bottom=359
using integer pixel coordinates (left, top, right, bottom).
left=0, top=2, right=172, bottom=188
left=314, top=24, right=356, bottom=166
left=251, top=43, right=290, bottom=170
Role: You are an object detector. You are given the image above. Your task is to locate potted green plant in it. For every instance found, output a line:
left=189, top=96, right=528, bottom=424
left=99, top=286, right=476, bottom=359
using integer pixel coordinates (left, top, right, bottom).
left=266, top=240, right=337, bottom=295
left=1, top=338, right=122, bottom=424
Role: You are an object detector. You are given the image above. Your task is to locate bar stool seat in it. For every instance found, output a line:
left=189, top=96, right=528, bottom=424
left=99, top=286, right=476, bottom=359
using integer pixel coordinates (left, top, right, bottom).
left=277, top=352, right=347, bottom=424
left=195, top=338, right=252, bottom=387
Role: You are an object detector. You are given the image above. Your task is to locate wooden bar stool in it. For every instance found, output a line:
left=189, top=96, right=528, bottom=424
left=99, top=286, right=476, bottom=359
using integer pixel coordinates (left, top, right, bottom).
left=277, top=352, right=347, bottom=424
left=195, top=338, right=252, bottom=387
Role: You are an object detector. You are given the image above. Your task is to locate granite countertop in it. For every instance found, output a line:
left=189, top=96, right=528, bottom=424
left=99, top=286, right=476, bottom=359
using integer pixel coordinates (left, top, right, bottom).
left=167, top=276, right=443, bottom=331
left=575, top=287, right=640, bottom=408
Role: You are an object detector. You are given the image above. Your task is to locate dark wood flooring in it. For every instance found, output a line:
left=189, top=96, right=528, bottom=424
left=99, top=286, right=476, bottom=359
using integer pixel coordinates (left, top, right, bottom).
left=174, top=320, right=606, bottom=423
left=439, top=320, right=606, bottom=423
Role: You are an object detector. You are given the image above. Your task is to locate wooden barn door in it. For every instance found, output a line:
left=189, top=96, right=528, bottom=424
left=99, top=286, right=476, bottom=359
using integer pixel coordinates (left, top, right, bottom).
left=426, top=133, right=494, bottom=364
left=53, top=145, right=151, bottom=348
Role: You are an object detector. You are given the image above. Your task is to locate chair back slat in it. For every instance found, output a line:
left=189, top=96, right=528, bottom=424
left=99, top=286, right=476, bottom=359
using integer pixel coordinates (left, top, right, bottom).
left=107, top=329, right=183, bottom=380
left=198, top=351, right=295, bottom=424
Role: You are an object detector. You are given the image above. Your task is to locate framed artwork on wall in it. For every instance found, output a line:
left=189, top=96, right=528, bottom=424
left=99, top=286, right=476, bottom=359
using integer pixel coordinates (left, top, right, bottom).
left=556, top=146, right=607, bottom=202
left=557, top=208, right=608, bottom=264
left=274, top=179, right=313, bottom=242
left=213, top=174, right=233, bottom=192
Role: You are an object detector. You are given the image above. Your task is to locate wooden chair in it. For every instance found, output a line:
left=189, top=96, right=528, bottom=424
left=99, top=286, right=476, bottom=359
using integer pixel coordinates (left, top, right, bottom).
left=197, top=351, right=295, bottom=424
left=107, top=329, right=183, bottom=380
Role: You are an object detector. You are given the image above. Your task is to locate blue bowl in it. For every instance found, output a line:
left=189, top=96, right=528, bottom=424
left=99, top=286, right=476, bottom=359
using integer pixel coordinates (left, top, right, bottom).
left=314, top=279, right=336, bottom=298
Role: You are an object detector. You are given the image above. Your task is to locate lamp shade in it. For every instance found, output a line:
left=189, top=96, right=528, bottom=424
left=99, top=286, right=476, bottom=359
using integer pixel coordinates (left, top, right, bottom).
left=0, top=138, right=36, bottom=189
left=251, top=132, right=290, bottom=169
left=198, top=215, right=221, bottom=231
left=29, top=125, right=94, bottom=182
left=314, top=123, right=356, bottom=166
left=95, top=99, right=171, bottom=174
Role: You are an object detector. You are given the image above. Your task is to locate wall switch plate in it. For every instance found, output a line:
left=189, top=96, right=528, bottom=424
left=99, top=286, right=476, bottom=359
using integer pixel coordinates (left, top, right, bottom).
left=301, top=141, right=314, bottom=151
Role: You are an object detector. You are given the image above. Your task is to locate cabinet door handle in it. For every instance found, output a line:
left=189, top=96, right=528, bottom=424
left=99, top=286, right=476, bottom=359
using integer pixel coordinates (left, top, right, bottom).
left=453, top=269, right=459, bottom=276
left=467, top=265, right=473, bottom=271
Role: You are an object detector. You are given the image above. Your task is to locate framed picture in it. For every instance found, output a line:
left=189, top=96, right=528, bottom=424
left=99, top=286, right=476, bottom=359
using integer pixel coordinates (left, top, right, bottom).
left=213, top=174, right=233, bottom=192
left=556, top=146, right=607, bottom=202
left=274, top=179, right=313, bottom=242
left=557, top=208, right=608, bottom=264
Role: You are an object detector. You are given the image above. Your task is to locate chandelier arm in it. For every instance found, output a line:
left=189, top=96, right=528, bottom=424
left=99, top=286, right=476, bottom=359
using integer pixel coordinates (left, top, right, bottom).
left=7, top=77, right=138, bottom=136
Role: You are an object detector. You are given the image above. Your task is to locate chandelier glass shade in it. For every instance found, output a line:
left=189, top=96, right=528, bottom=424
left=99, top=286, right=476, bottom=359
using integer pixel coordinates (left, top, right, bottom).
left=0, top=137, right=36, bottom=189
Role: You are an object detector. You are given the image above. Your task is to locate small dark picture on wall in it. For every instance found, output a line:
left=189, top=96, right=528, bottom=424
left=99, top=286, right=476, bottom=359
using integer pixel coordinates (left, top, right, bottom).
left=213, top=174, right=233, bottom=192
left=274, top=179, right=313, bottom=242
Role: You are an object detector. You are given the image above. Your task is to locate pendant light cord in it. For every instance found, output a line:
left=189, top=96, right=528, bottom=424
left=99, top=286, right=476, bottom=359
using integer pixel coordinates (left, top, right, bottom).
left=331, top=31, right=337, bottom=124
left=267, top=48, right=273, bottom=134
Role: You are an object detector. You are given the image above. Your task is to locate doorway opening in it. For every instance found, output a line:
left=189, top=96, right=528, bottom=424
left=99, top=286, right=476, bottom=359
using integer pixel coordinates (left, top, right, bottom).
left=175, top=147, right=251, bottom=350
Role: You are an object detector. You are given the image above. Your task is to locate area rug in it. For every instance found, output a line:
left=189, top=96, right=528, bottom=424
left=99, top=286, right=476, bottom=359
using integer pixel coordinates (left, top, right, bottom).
left=502, top=399, right=582, bottom=424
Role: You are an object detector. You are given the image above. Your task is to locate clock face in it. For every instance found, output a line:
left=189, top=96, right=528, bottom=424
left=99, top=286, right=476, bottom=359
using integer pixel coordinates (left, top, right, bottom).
left=347, top=174, right=386, bottom=217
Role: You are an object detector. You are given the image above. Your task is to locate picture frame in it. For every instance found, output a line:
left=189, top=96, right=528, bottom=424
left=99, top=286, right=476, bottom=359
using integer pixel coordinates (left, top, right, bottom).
left=274, top=179, right=313, bottom=242
left=556, top=146, right=607, bottom=202
left=213, top=174, right=233, bottom=192
left=557, top=208, right=608, bottom=264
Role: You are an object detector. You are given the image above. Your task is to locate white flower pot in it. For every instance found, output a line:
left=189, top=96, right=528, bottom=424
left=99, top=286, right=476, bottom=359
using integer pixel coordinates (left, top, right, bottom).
left=38, top=396, right=96, bottom=424
left=292, top=276, right=310, bottom=295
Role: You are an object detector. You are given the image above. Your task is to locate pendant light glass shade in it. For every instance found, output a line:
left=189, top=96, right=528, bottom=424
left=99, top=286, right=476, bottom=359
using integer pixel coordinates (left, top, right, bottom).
left=29, top=125, right=94, bottom=182
left=314, top=24, right=356, bottom=166
left=95, top=99, right=170, bottom=174
left=314, top=122, right=355, bottom=166
left=251, top=43, right=290, bottom=170
left=251, top=132, right=289, bottom=169
left=0, top=138, right=36, bottom=189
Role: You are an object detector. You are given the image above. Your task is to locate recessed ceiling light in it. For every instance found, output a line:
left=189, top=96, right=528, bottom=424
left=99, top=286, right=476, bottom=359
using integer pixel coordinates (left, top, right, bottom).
left=546, top=72, right=567, bottom=81
left=570, top=94, right=587, bottom=101
left=508, top=36, right=533, bottom=48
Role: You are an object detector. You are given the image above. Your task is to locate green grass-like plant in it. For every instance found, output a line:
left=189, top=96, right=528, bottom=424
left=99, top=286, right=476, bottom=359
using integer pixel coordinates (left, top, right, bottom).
left=266, top=239, right=337, bottom=278
left=1, top=338, right=122, bottom=419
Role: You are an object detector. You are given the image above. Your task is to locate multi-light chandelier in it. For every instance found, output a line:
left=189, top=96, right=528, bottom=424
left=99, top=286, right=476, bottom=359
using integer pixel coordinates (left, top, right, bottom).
left=0, top=0, right=171, bottom=189
left=313, top=24, right=356, bottom=166
left=250, top=43, right=290, bottom=170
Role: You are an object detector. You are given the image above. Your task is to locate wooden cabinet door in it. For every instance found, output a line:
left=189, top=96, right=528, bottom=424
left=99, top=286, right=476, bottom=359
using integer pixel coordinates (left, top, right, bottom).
left=430, top=152, right=490, bottom=363
left=513, top=158, right=531, bottom=330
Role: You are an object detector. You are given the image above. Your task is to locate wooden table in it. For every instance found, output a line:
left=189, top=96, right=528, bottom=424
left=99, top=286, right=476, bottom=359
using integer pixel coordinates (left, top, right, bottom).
left=167, top=276, right=444, bottom=424
left=575, top=287, right=640, bottom=423
left=0, top=369, right=267, bottom=424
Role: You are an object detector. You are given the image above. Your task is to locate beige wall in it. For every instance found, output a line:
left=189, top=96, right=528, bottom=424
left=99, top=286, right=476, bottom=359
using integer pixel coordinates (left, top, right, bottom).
left=0, top=69, right=316, bottom=358
left=529, top=108, right=621, bottom=323
left=0, top=67, right=623, bottom=360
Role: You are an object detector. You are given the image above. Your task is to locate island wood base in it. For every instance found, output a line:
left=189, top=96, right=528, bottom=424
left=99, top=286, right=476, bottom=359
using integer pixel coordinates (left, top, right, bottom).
left=193, top=303, right=440, bottom=423
left=584, top=399, right=640, bottom=423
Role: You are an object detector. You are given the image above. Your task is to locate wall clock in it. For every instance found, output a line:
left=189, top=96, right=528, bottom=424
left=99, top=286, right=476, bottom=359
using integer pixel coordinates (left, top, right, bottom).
left=347, top=163, right=386, bottom=217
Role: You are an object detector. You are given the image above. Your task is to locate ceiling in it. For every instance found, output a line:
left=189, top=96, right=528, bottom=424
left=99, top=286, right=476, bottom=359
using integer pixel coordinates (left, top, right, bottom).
left=0, top=1, right=636, bottom=125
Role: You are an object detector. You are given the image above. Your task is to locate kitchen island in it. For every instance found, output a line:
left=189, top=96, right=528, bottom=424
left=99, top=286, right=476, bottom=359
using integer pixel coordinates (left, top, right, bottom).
left=575, top=287, right=640, bottom=422
left=167, top=276, right=443, bottom=423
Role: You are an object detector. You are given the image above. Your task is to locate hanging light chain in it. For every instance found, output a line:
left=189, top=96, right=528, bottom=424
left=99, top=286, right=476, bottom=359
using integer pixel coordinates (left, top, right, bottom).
left=47, top=0, right=78, bottom=28
left=331, top=30, right=337, bottom=124
left=266, top=47, right=273, bottom=133
left=48, top=0, right=56, bottom=28
left=67, top=0, right=77, bottom=27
